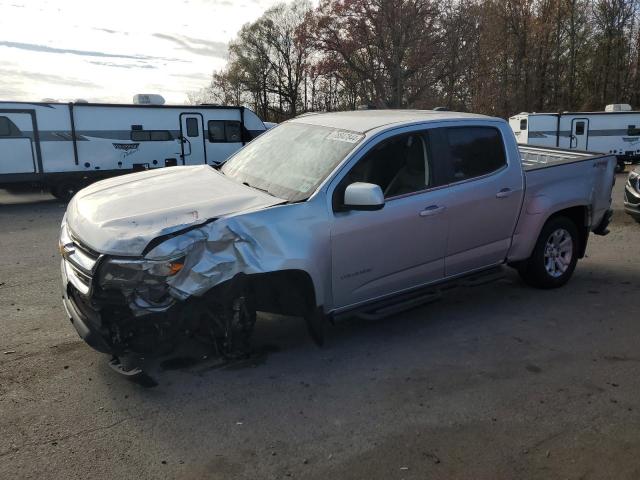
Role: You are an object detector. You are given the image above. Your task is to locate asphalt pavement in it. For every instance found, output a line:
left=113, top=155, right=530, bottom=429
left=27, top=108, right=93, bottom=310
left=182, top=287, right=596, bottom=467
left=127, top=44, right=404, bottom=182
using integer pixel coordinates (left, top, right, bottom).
left=1, top=174, right=639, bottom=479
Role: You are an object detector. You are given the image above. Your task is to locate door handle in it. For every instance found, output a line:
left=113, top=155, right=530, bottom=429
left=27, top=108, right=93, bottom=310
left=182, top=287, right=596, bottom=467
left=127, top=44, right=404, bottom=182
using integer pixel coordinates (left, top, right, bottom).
left=496, top=188, right=513, bottom=199
left=419, top=205, right=446, bottom=217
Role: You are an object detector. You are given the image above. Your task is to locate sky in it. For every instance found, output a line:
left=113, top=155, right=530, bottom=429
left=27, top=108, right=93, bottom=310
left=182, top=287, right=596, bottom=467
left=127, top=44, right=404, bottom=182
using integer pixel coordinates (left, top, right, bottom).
left=0, top=0, right=288, bottom=104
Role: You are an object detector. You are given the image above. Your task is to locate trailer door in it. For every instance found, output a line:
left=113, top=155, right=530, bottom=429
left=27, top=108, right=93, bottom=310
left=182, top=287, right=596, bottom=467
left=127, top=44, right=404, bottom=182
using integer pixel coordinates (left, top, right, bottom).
left=0, top=113, right=37, bottom=174
left=179, top=113, right=206, bottom=165
left=570, top=118, right=589, bottom=150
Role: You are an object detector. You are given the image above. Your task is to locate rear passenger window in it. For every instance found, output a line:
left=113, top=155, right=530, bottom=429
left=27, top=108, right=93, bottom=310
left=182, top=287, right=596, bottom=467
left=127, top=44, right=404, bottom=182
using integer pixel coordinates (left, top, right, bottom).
left=446, top=127, right=506, bottom=181
left=208, top=120, right=243, bottom=143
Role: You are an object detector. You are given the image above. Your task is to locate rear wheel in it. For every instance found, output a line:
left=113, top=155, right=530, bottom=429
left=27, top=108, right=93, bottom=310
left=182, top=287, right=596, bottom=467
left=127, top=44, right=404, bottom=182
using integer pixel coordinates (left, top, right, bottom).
left=518, top=216, right=579, bottom=289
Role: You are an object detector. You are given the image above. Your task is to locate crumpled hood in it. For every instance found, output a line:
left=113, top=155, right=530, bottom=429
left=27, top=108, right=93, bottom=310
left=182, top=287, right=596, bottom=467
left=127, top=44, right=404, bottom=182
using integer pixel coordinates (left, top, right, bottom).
left=66, top=165, right=284, bottom=256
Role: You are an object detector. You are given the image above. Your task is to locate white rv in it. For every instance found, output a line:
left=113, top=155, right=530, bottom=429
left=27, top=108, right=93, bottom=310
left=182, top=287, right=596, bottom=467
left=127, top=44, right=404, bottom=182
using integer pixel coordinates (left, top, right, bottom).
left=509, top=104, right=640, bottom=172
left=0, top=97, right=266, bottom=199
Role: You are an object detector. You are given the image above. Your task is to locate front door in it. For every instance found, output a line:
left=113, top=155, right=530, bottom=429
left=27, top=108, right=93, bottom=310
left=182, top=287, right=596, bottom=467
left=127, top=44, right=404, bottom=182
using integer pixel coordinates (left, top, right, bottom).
left=570, top=118, right=589, bottom=150
left=179, top=114, right=206, bottom=165
left=330, top=131, right=449, bottom=310
left=0, top=113, right=37, bottom=174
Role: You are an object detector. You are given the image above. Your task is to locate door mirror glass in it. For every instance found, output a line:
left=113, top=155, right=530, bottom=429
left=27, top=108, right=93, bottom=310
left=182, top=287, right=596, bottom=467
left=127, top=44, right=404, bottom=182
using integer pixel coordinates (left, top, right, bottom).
left=343, top=182, right=385, bottom=211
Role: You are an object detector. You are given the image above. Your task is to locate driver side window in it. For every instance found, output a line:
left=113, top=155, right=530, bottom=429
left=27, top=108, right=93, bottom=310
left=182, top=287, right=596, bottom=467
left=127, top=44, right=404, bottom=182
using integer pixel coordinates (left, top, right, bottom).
left=340, top=132, right=434, bottom=201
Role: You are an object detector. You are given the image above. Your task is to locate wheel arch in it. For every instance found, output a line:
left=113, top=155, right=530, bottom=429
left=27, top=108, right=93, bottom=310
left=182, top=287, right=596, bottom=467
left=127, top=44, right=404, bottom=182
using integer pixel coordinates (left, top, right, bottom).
left=202, top=269, right=319, bottom=317
left=545, top=206, right=589, bottom=258
left=508, top=203, right=590, bottom=263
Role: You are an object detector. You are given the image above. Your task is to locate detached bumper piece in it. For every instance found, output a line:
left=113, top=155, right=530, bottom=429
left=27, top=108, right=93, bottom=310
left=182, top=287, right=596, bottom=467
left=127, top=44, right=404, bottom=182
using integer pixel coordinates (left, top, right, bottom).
left=593, top=208, right=613, bottom=236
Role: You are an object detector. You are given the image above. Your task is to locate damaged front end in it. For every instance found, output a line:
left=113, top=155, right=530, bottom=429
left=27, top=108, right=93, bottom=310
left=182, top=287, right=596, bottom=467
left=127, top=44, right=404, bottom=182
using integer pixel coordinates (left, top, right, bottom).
left=60, top=220, right=257, bottom=358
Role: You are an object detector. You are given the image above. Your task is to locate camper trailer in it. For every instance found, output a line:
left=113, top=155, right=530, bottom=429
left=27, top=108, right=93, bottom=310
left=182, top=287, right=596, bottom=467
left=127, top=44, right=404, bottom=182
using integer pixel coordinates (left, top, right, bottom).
left=0, top=96, right=266, bottom=199
left=509, top=104, right=640, bottom=172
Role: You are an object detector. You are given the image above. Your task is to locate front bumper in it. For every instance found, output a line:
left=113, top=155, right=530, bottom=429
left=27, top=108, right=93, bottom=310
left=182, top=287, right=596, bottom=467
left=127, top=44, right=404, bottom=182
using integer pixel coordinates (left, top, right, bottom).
left=61, top=259, right=114, bottom=354
left=624, top=184, right=640, bottom=220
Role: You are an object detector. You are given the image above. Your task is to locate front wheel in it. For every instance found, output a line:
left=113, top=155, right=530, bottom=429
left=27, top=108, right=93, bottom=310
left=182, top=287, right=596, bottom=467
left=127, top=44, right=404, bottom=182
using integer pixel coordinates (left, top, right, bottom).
left=518, top=216, right=579, bottom=289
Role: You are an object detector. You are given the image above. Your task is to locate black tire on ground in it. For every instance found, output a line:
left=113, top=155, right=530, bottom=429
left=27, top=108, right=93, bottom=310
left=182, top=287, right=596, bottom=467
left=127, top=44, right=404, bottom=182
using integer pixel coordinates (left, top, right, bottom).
left=50, top=182, right=81, bottom=202
left=518, top=216, right=579, bottom=289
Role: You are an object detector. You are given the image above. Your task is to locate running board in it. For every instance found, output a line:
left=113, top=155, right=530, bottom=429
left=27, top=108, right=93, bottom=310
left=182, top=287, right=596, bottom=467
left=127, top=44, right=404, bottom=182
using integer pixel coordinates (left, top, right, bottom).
left=334, top=266, right=505, bottom=323
left=356, top=291, right=442, bottom=321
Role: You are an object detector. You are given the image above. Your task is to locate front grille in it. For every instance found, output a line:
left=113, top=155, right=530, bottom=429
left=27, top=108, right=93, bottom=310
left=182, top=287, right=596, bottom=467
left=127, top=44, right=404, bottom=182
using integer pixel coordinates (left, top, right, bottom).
left=64, top=234, right=101, bottom=294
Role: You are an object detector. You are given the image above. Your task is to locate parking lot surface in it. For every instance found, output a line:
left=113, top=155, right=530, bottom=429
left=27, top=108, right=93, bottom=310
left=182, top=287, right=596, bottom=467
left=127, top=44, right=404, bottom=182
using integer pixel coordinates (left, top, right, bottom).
left=1, top=175, right=639, bottom=479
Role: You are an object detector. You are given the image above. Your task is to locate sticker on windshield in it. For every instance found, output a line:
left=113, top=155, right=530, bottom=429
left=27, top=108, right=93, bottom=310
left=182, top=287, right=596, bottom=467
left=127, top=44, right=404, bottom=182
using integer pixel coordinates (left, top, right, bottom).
left=327, top=130, right=362, bottom=144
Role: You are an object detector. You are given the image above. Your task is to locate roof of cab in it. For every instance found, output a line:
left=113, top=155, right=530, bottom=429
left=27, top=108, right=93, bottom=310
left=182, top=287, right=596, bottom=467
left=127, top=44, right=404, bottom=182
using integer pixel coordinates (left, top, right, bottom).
left=288, top=109, right=501, bottom=133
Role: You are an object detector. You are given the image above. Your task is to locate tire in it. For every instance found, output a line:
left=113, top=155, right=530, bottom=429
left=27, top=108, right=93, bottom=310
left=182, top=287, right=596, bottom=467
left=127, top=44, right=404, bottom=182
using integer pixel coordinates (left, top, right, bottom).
left=518, top=216, right=579, bottom=289
left=51, top=181, right=81, bottom=202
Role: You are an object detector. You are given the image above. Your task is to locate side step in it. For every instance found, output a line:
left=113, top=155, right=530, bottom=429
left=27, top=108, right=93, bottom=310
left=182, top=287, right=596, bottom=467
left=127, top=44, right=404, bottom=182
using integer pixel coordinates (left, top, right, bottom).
left=356, top=290, right=442, bottom=321
left=335, top=266, right=506, bottom=323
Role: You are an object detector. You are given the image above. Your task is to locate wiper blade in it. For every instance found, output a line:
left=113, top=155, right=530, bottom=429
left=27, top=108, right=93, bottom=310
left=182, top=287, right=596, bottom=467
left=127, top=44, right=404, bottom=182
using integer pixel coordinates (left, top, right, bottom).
left=242, top=181, right=272, bottom=196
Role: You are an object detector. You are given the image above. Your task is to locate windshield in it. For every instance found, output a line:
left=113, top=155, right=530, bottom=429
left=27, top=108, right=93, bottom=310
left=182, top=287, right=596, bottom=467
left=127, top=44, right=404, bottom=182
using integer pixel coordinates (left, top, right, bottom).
left=220, top=122, right=364, bottom=202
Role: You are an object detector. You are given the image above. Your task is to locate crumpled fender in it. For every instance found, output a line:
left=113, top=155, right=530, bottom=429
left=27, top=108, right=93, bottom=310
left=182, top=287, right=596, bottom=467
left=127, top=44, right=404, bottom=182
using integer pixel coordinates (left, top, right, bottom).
left=145, top=201, right=331, bottom=307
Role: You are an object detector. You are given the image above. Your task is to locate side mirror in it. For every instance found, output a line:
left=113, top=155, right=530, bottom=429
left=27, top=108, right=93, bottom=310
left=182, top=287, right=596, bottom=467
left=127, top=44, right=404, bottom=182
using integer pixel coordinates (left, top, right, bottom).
left=343, top=182, right=385, bottom=211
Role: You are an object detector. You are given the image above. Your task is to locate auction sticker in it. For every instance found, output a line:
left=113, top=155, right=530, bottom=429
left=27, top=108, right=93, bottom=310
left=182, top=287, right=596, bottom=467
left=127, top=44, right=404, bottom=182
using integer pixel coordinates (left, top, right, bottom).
left=327, top=130, right=363, bottom=143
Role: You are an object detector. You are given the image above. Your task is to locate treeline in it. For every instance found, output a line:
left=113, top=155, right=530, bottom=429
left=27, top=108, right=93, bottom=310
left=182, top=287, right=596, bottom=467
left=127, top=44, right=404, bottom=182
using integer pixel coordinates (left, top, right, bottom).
left=188, top=0, right=640, bottom=121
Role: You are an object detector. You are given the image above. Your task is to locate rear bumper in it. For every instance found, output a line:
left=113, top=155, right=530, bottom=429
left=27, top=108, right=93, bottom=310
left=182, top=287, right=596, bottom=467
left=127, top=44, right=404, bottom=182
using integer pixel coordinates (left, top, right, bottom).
left=61, top=260, right=113, bottom=354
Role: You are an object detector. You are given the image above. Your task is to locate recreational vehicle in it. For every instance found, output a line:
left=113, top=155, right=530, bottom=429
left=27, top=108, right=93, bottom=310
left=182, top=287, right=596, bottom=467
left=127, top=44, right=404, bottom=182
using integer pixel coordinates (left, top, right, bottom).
left=0, top=97, right=266, bottom=200
left=509, top=104, right=640, bottom=172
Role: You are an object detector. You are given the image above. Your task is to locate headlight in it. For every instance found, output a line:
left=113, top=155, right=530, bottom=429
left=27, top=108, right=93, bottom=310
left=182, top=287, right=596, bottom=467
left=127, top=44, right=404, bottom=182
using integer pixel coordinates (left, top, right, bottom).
left=99, top=256, right=185, bottom=290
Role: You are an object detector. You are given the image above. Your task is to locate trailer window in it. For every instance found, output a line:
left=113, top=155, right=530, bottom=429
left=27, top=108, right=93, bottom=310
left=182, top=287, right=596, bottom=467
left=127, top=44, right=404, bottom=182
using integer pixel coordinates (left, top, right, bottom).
left=208, top=120, right=242, bottom=143
left=520, top=119, right=527, bottom=130
left=130, top=130, right=173, bottom=141
left=627, top=125, right=640, bottom=136
left=445, top=127, right=507, bottom=181
left=186, top=118, right=199, bottom=137
left=575, top=122, right=585, bottom=135
left=0, top=116, right=20, bottom=137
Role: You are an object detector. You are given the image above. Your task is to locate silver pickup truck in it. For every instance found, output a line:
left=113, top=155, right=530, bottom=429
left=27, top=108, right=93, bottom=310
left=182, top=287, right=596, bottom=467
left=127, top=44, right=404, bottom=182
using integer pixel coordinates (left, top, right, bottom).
left=59, top=110, right=615, bottom=362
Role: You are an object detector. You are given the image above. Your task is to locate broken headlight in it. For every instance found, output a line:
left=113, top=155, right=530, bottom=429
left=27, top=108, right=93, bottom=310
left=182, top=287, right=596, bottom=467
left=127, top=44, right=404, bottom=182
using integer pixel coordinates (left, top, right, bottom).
left=98, top=256, right=186, bottom=311
left=99, top=256, right=185, bottom=290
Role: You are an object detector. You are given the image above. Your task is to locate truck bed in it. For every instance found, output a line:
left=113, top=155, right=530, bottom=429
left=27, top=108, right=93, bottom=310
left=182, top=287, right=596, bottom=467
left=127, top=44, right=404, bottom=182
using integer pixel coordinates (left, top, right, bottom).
left=519, top=145, right=605, bottom=171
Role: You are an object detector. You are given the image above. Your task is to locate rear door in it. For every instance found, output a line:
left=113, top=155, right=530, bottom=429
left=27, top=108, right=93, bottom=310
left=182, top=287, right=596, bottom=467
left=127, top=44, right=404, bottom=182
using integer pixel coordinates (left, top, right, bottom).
left=179, top=113, right=206, bottom=165
left=433, top=125, right=525, bottom=277
left=570, top=118, right=589, bottom=150
left=0, top=113, right=37, bottom=174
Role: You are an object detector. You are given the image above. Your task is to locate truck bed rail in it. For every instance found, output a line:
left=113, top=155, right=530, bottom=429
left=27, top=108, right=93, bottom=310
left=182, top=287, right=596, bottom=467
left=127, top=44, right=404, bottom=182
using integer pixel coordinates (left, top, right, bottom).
left=519, top=145, right=603, bottom=171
